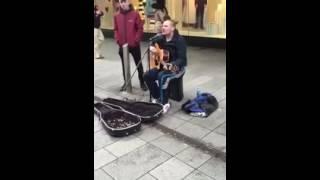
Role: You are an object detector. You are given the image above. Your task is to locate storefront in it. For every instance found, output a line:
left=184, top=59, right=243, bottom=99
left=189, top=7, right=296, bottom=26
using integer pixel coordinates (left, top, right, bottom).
left=95, top=0, right=226, bottom=45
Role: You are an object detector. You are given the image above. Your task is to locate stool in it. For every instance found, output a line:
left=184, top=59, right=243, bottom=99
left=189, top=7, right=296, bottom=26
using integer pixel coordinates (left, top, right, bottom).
left=161, top=68, right=185, bottom=102
left=168, top=73, right=185, bottom=101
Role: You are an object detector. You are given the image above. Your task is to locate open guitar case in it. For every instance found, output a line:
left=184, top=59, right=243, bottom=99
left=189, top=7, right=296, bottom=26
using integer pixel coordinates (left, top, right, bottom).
left=94, top=98, right=164, bottom=137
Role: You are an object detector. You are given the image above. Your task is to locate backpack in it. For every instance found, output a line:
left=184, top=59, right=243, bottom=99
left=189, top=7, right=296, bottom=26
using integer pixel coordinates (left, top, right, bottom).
left=182, top=92, right=219, bottom=118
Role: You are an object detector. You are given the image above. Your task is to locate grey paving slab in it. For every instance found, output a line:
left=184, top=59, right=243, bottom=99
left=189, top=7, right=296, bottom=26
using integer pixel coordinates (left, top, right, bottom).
left=175, top=122, right=211, bottom=140
left=135, top=124, right=165, bottom=142
left=214, top=122, right=226, bottom=136
left=172, top=110, right=194, bottom=121
left=184, top=80, right=225, bottom=97
left=175, top=146, right=212, bottom=168
left=104, top=136, right=146, bottom=157
left=198, top=157, right=226, bottom=180
left=94, top=130, right=118, bottom=152
left=94, top=169, right=113, bottom=180
left=94, top=87, right=103, bottom=96
left=201, top=132, right=226, bottom=151
left=150, top=134, right=189, bottom=155
left=95, top=90, right=113, bottom=100
left=213, top=86, right=226, bottom=102
left=184, top=75, right=214, bottom=88
left=94, top=149, right=117, bottom=170
left=149, top=157, right=194, bottom=180
left=218, top=99, right=226, bottom=109
left=102, top=144, right=171, bottom=180
left=137, top=173, right=157, bottom=180
left=94, top=39, right=227, bottom=177
left=157, top=115, right=187, bottom=130
left=184, top=170, right=215, bottom=180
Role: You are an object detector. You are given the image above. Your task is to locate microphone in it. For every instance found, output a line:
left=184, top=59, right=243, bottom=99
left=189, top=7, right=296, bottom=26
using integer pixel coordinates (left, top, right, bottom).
left=149, top=34, right=163, bottom=42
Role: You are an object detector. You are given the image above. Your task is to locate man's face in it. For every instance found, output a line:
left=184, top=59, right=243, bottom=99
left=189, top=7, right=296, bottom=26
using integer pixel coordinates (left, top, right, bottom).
left=162, top=20, right=174, bottom=35
left=119, top=0, right=129, bottom=10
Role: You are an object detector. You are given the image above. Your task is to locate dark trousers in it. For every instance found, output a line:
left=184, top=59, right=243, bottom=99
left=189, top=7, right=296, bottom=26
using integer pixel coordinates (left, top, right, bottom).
left=118, top=45, right=144, bottom=84
left=143, top=68, right=175, bottom=104
left=195, top=8, right=205, bottom=28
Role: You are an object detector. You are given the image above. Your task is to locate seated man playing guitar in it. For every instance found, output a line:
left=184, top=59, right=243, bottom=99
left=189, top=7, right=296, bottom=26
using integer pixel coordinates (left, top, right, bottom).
left=143, top=19, right=187, bottom=111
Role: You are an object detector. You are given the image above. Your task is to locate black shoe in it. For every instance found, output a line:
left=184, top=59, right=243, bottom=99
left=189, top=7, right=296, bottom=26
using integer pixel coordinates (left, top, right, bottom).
left=120, top=84, right=126, bottom=91
left=140, top=82, right=148, bottom=91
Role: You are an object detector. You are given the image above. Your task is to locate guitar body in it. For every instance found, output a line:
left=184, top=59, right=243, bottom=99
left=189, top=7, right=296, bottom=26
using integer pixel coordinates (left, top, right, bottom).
left=149, top=43, right=179, bottom=72
left=150, top=43, right=164, bottom=70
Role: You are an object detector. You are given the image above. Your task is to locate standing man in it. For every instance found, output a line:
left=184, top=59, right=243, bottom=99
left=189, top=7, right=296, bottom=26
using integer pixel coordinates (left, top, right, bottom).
left=94, top=5, right=105, bottom=59
left=114, top=0, right=147, bottom=91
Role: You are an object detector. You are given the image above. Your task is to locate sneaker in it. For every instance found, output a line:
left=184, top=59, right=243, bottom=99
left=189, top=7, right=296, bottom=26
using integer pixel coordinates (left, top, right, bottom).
left=162, top=103, right=171, bottom=114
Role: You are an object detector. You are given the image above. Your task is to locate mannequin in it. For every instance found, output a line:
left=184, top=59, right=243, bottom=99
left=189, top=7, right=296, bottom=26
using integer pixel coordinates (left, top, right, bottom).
left=195, top=0, right=207, bottom=29
left=103, top=0, right=113, bottom=27
left=182, top=0, right=196, bottom=26
left=145, top=0, right=156, bottom=18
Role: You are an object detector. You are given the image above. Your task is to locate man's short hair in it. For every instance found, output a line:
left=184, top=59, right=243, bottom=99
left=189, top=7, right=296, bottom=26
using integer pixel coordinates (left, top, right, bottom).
left=165, top=19, right=178, bottom=28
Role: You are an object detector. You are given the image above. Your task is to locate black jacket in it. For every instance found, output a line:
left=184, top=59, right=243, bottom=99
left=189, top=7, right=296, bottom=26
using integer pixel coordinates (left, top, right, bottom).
left=94, top=10, right=104, bottom=28
left=153, top=30, right=187, bottom=69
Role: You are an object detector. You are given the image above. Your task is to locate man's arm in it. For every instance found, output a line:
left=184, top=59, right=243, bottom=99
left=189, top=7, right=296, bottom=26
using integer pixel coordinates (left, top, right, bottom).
left=171, top=37, right=187, bottom=68
left=113, top=16, right=119, bottom=44
left=134, top=12, right=143, bottom=43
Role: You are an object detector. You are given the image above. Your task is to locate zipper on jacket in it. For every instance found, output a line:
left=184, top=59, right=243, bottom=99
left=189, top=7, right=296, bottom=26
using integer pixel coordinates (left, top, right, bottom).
left=123, top=13, right=127, bottom=44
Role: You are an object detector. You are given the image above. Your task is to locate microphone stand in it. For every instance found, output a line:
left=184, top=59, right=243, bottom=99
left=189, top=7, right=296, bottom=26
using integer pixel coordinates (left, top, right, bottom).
left=122, top=37, right=155, bottom=103
left=148, top=38, right=152, bottom=102
left=122, top=46, right=149, bottom=92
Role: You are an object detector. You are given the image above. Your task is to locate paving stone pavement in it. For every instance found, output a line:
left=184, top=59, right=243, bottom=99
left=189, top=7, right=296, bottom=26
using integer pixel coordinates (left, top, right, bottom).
left=94, top=38, right=226, bottom=179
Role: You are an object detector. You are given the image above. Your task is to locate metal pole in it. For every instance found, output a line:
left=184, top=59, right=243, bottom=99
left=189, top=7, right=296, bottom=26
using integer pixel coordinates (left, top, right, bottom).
left=148, top=40, right=152, bottom=102
left=122, top=43, right=132, bottom=93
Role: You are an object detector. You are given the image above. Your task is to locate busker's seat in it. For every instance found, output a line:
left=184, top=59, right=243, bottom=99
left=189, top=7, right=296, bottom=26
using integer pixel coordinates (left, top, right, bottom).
left=161, top=68, right=185, bottom=102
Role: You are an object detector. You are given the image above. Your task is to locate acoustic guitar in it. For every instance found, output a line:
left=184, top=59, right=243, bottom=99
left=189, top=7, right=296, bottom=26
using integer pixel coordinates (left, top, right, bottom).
left=149, top=43, right=178, bottom=72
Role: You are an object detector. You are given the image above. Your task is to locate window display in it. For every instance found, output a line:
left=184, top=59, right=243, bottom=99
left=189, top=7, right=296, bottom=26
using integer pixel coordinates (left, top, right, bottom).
left=195, top=0, right=207, bottom=29
left=144, top=0, right=156, bottom=18
left=182, top=0, right=196, bottom=27
left=96, top=0, right=226, bottom=39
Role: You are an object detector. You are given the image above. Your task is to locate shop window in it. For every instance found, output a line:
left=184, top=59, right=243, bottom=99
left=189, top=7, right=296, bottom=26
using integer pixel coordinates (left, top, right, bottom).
left=96, top=0, right=226, bottom=39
